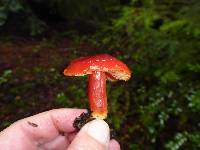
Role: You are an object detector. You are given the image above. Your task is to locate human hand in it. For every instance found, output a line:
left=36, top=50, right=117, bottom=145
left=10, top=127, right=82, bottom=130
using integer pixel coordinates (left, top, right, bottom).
left=0, top=108, right=120, bottom=150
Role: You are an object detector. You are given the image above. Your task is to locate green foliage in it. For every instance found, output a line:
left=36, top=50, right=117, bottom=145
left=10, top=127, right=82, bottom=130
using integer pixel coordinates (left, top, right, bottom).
left=55, top=92, right=71, bottom=107
left=89, top=0, right=200, bottom=149
left=107, top=85, right=130, bottom=129
left=27, top=16, right=46, bottom=36
left=0, top=69, right=12, bottom=85
left=187, top=89, right=200, bottom=112
left=0, top=0, right=46, bottom=36
left=53, top=0, right=119, bottom=30
left=165, top=132, right=188, bottom=150
left=187, top=63, right=200, bottom=72
left=160, top=71, right=180, bottom=84
left=0, top=0, right=119, bottom=35
left=165, top=132, right=200, bottom=150
left=55, top=78, right=88, bottom=109
left=0, top=0, right=23, bottom=26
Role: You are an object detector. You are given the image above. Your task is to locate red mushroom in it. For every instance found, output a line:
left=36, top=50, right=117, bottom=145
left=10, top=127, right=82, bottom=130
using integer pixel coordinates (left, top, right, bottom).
left=64, top=54, right=131, bottom=119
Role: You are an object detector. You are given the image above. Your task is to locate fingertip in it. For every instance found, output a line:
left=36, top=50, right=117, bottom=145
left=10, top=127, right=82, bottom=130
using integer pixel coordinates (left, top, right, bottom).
left=68, top=119, right=110, bottom=150
left=81, top=119, right=110, bottom=146
left=109, top=139, right=121, bottom=150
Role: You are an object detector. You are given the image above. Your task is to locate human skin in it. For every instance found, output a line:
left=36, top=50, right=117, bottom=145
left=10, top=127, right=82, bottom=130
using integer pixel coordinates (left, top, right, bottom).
left=0, top=108, right=120, bottom=150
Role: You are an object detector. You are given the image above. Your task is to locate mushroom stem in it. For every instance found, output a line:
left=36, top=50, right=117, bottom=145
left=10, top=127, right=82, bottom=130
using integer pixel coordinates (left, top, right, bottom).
left=88, top=71, right=107, bottom=119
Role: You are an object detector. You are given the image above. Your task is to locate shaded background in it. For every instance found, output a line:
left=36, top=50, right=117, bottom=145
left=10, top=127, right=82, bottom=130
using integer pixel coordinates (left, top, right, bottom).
left=0, top=0, right=200, bottom=149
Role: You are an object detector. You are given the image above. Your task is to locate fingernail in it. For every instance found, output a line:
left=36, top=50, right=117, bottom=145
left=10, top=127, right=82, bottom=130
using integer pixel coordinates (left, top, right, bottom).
left=82, top=119, right=110, bottom=145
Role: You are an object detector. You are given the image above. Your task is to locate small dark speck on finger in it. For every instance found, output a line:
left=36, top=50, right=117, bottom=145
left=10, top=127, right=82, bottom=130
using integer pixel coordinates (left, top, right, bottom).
left=27, top=121, right=38, bottom=127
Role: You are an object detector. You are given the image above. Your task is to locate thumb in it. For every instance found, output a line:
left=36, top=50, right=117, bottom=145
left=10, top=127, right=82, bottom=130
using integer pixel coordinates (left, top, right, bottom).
left=68, top=119, right=110, bottom=150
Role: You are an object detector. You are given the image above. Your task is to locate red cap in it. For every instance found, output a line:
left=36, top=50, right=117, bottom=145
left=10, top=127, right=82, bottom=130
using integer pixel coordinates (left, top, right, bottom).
left=64, top=54, right=131, bottom=81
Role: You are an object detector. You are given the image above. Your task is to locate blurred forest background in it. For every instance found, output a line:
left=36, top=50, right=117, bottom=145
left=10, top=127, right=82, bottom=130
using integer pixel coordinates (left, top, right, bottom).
left=0, top=0, right=200, bottom=149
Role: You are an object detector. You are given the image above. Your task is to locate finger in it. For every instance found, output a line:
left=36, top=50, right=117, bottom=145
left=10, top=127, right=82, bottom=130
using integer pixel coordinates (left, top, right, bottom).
left=20, top=108, right=86, bottom=143
left=109, top=139, right=121, bottom=150
left=67, top=131, right=77, bottom=143
left=68, top=119, right=110, bottom=150
left=40, top=131, right=80, bottom=150
left=0, top=108, right=86, bottom=149
left=39, top=135, right=68, bottom=150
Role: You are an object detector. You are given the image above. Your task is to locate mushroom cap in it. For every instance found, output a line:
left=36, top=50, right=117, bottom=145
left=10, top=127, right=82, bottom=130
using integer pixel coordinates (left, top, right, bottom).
left=64, top=54, right=131, bottom=81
